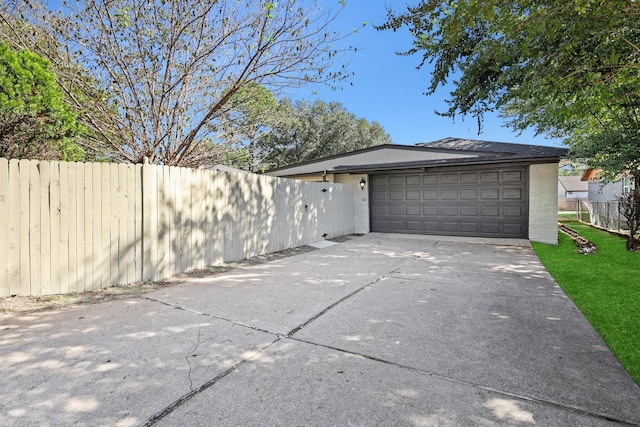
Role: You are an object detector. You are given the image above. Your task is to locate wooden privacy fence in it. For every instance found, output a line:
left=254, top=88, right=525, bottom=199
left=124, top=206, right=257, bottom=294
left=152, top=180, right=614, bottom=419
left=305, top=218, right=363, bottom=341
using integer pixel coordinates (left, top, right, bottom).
left=0, top=158, right=355, bottom=297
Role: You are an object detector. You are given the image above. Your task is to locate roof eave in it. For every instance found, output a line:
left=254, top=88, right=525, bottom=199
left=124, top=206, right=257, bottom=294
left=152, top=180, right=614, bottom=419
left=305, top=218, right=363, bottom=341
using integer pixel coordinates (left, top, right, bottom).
left=328, top=156, right=563, bottom=174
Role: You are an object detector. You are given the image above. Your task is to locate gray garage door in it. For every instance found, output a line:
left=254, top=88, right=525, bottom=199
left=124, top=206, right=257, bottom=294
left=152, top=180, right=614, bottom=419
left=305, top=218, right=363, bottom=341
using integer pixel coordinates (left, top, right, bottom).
left=370, top=166, right=528, bottom=238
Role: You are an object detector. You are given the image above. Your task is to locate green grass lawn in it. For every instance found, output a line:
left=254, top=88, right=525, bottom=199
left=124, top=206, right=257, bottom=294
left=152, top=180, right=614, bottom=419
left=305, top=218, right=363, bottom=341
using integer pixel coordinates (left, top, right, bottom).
left=532, top=222, right=640, bottom=385
left=557, top=212, right=579, bottom=222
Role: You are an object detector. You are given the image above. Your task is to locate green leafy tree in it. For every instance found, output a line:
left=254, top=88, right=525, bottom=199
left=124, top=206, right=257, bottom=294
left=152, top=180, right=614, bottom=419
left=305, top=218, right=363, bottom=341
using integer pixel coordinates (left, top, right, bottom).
left=2, top=0, right=356, bottom=167
left=379, top=0, right=640, bottom=180
left=0, top=42, right=83, bottom=160
left=219, top=84, right=281, bottom=172
left=0, top=3, right=128, bottom=162
left=380, top=0, right=640, bottom=248
left=259, top=99, right=392, bottom=169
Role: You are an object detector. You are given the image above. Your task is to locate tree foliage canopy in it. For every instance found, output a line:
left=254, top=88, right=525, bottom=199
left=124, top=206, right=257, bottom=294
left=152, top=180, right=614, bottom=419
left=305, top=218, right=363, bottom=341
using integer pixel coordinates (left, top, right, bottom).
left=0, top=42, right=83, bottom=160
left=220, top=83, right=281, bottom=172
left=2, top=0, right=355, bottom=167
left=379, top=0, right=640, bottom=182
left=259, top=99, right=392, bottom=169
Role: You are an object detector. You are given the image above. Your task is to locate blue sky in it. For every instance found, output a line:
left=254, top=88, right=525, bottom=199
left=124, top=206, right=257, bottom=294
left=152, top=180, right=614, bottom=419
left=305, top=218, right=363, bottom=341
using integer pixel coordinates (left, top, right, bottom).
left=45, top=0, right=564, bottom=148
left=301, top=0, right=564, bottom=148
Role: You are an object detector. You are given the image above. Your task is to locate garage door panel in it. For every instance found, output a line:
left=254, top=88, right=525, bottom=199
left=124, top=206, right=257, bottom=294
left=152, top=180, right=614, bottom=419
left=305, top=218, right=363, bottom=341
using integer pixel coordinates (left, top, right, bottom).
left=371, top=167, right=528, bottom=238
left=406, top=206, right=421, bottom=215
left=504, top=223, right=524, bottom=235
left=442, top=189, right=459, bottom=200
left=460, top=173, right=479, bottom=184
left=389, top=176, right=404, bottom=186
left=373, top=206, right=388, bottom=215
left=406, top=190, right=421, bottom=200
left=441, top=222, right=459, bottom=232
left=389, top=205, right=404, bottom=216
left=503, top=188, right=523, bottom=200
left=423, top=206, right=439, bottom=215
left=482, top=206, right=500, bottom=216
left=460, top=189, right=479, bottom=200
left=390, top=191, right=404, bottom=200
left=460, top=222, right=479, bottom=233
left=481, top=172, right=499, bottom=183
left=481, top=188, right=499, bottom=200
left=389, top=220, right=404, bottom=230
left=406, top=176, right=421, bottom=186
left=441, top=205, right=459, bottom=216
left=460, top=206, right=480, bottom=216
left=406, top=221, right=422, bottom=231
left=441, top=174, right=459, bottom=185
left=423, top=221, right=439, bottom=232
left=373, top=191, right=387, bottom=201
left=373, top=176, right=388, bottom=186
left=481, top=223, right=500, bottom=234
left=503, top=170, right=524, bottom=183
left=423, top=190, right=439, bottom=200
left=504, top=206, right=523, bottom=217
left=422, top=175, right=439, bottom=185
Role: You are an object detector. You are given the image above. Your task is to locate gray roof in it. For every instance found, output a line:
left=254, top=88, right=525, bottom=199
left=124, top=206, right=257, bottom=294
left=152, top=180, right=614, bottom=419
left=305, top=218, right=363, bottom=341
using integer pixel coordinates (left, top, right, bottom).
left=558, top=175, right=588, bottom=192
left=267, top=137, right=568, bottom=176
left=417, top=137, right=568, bottom=158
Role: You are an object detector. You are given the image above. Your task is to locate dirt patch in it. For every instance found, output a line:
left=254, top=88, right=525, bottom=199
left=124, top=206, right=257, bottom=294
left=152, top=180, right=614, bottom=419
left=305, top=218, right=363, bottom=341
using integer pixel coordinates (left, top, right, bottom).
left=0, top=244, right=324, bottom=315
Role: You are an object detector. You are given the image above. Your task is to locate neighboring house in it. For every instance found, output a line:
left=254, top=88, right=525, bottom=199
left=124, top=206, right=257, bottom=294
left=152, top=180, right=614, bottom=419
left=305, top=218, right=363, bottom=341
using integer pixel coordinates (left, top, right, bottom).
left=267, top=137, right=567, bottom=245
left=581, top=168, right=635, bottom=202
left=558, top=176, right=588, bottom=199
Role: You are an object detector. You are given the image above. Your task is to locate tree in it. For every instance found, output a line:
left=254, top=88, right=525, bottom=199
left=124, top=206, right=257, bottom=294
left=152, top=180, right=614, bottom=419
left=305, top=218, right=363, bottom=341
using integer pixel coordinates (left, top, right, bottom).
left=2, top=0, right=355, bottom=167
left=380, top=0, right=640, bottom=249
left=378, top=1, right=640, bottom=182
left=0, top=42, right=84, bottom=160
left=618, top=191, right=640, bottom=250
left=219, top=83, right=281, bottom=172
left=258, top=99, right=392, bottom=169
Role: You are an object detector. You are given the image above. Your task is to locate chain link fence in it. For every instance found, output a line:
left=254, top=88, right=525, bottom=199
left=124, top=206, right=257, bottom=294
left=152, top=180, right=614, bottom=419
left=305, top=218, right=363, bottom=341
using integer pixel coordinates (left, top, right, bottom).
left=583, top=200, right=628, bottom=231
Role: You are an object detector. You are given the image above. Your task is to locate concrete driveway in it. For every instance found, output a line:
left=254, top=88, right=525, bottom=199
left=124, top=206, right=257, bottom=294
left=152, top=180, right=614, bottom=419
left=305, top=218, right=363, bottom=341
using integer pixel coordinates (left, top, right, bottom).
left=1, top=233, right=639, bottom=426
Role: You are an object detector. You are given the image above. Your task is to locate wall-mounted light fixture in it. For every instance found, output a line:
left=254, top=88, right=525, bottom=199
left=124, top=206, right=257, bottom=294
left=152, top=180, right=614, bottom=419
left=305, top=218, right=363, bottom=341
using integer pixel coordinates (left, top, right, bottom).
left=359, top=177, right=366, bottom=191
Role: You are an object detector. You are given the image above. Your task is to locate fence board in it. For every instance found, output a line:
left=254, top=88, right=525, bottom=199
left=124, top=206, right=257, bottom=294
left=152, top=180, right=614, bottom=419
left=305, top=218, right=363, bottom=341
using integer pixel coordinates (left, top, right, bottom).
left=134, top=164, right=143, bottom=282
left=142, top=163, right=156, bottom=281
left=158, top=166, right=170, bottom=278
left=107, top=164, right=118, bottom=286
left=39, top=161, right=51, bottom=295
left=8, top=160, right=20, bottom=295
left=101, top=163, right=112, bottom=287
left=73, top=164, right=84, bottom=293
left=180, top=167, right=190, bottom=271
left=59, top=162, right=70, bottom=294
left=90, top=163, right=100, bottom=290
left=0, top=158, right=9, bottom=295
left=116, top=164, right=126, bottom=284
left=195, top=168, right=205, bottom=269
left=204, top=170, right=213, bottom=266
left=50, top=161, right=62, bottom=295
left=123, top=164, right=134, bottom=284
left=18, top=161, right=30, bottom=295
left=28, top=160, right=42, bottom=295
left=69, top=164, right=80, bottom=293
left=187, top=168, right=196, bottom=269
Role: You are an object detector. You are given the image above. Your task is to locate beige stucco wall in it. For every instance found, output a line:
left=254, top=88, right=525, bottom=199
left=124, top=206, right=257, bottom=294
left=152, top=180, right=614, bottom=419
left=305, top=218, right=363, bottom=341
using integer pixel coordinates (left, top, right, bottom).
left=529, top=163, right=560, bottom=245
left=335, top=173, right=370, bottom=234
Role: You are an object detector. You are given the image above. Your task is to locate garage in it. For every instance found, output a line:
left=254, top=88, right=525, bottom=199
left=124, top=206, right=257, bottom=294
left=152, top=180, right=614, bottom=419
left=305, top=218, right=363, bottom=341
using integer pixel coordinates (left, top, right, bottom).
left=268, top=137, right=566, bottom=244
left=370, top=166, right=529, bottom=238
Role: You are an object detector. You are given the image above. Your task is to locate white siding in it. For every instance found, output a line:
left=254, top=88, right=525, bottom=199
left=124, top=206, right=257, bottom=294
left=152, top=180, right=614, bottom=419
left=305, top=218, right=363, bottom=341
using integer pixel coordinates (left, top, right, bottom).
left=529, top=163, right=560, bottom=245
left=334, top=174, right=369, bottom=234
